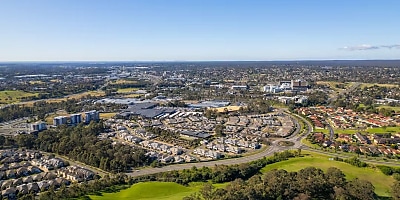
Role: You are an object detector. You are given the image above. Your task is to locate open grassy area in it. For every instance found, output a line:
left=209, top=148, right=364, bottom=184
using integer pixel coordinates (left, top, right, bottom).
left=260, top=151, right=394, bottom=197
left=99, top=112, right=117, bottom=119
left=67, top=91, right=105, bottom=99
left=333, top=127, right=400, bottom=135
left=213, top=106, right=244, bottom=113
left=0, top=90, right=38, bottom=104
left=314, top=128, right=329, bottom=134
left=117, top=88, right=139, bottom=94
left=89, top=182, right=227, bottom=200
left=109, top=79, right=138, bottom=85
left=378, top=105, right=400, bottom=112
left=360, top=83, right=398, bottom=89
left=333, top=129, right=360, bottom=135
left=301, top=138, right=320, bottom=149
left=122, top=94, right=142, bottom=98
left=367, top=126, right=400, bottom=133
left=316, top=81, right=348, bottom=92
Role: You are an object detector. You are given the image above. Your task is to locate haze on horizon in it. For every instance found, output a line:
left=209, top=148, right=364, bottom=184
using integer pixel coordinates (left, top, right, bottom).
left=0, top=0, right=399, bottom=62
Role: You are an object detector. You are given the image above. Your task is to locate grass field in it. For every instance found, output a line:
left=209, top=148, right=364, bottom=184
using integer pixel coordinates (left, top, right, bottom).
left=333, top=129, right=360, bottom=135
left=333, top=127, right=400, bottom=135
left=367, top=126, right=400, bottom=133
left=67, top=91, right=105, bottom=99
left=314, top=128, right=329, bottom=134
left=0, top=90, right=38, bottom=104
left=110, top=80, right=138, bottom=85
left=316, top=81, right=348, bottom=92
left=260, top=151, right=394, bottom=197
left=212, top=106, right=244, bottom=113
left=117, top=88, right=139, bottom=94
left=122, top=94, right=142, bottom=98
left=378, top=105, right=400, bottom=112
left=89, top=182, right=227, bottom=200
left=99, top=112, right=117, bottom=119
left=360, top=83, right=398, bottom=89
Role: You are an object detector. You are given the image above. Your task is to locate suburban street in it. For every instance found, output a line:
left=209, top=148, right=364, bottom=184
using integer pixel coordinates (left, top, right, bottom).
left=127, top=111, right=308, bottom=177
left=127, top=111, right=400, bottom=178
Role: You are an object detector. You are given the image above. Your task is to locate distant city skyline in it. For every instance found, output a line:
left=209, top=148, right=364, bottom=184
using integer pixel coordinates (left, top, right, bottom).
left=1, top=0, right=399, bottom=61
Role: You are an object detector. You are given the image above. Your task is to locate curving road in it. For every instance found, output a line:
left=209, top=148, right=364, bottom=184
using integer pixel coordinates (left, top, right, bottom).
left=126, top=110, right=400, bottom=178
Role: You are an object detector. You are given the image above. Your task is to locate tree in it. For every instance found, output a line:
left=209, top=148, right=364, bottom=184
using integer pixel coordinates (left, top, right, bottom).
left=392, top=181, right=400, bottom=200
left=199, top=183, right=215, bottom=200
left=345, top=178, right=375, bottom=200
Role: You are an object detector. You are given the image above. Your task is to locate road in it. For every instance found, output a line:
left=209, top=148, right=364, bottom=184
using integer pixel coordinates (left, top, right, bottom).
left=328, top=82, right=361, bottom=105
left=127, top=110, right=400, bottom=178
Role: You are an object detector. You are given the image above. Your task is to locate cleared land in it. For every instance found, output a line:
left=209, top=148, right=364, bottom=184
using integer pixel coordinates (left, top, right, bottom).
left=360, top=83, right=398, bottom=89
left=66, top=91, right=105, bottom=99
left=20, top=91, right=105, bottom=106
left=45, top=110, right=69, bottom=125
left=109, top=80, right=138, bottom=85
left=117, top=88, right=139, bottom=94
left=260, top=151, right=394, bottom=197
left=89, top=182, right=227, bottom=200
left=0, top=90, right=38, bottom=104
left=316, top=81, right=348, bottom=92
left=213, top=106, right=243, bottom=113
left=122, top=94, right=142, bottom=98
left=99, top=112, right=117, bottom=119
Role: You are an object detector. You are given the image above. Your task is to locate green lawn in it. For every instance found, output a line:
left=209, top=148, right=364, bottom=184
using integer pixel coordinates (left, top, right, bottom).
left=260, top=151, right=394, bottom=197
left=314, top=128, right=329, bottom=134
left=89, top=182, right=228, bottom=200
left=0, top=90, right=38, bottom=104
left=333, top=129, right=360, bottom=135
left=301, top=138, right=320, bottom=149
left=367, top=127, right=400, bottom=134
left=378, top=105, right=400, bottom=112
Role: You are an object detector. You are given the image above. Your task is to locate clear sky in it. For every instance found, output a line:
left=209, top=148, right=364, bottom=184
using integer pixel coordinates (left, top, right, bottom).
left=1, top=0, right=399, bottom=61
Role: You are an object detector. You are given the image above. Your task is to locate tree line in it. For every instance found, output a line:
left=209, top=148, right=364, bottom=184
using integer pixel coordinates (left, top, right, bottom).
left=184, top=167, right=376, bottom=200
left=9, top=122, right=151, bottom=172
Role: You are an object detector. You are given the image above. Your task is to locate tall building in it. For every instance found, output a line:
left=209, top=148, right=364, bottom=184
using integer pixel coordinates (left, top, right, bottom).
left=70, top=113, right=82, bottom=125
left=30, top=122, right=47, bottom=132
left=291, top=79, right=309, bottom=90
left=85, top=110, right=100, bottom=123
left=53, top=116, right=68, bottom=126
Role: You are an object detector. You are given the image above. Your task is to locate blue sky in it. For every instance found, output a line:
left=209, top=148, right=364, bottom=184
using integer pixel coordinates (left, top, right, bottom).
left=0, top=0, right=399, bottom=61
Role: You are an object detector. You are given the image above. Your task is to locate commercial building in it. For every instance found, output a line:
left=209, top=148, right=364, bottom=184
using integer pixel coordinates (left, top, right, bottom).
left=291, top=79, right=309, bottom=91
left=188, top=101, right=230, bottom=109
left=85, top=110, right=100, bottom=123
left=231, top=85, right=249, bottom=90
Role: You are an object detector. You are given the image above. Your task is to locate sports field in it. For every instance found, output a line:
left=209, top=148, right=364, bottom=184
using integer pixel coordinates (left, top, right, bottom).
left=89, top=182, right=227, bottom=200
left=260, top=151, right=394, bottom=197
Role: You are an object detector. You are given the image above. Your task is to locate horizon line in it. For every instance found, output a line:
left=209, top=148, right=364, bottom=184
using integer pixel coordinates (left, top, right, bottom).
left=1, top=59, right=400, bottom=63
